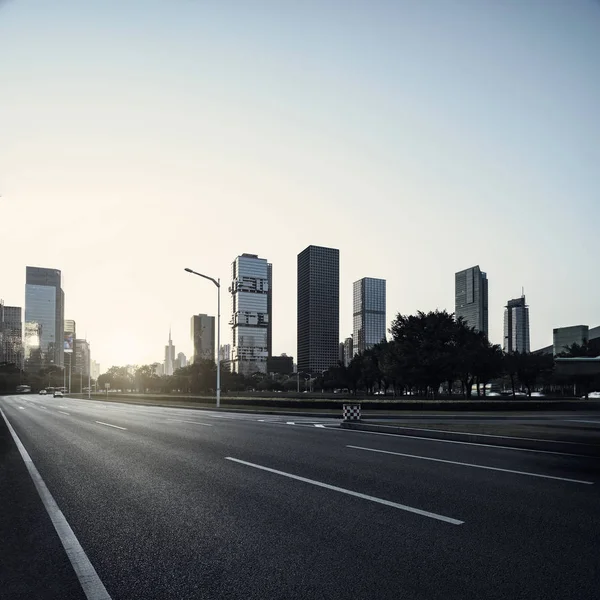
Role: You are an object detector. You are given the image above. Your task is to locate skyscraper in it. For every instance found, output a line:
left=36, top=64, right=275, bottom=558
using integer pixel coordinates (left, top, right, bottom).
left=343, top=336, right=353, bottom=367
left=164, top=328, right=176, bottom=376
left=353, top=277, right=386, bottom=355
left=455, top=265, right=488, bottom=335
left=0, top=302, right=22, bottom=368
left=267, top=262, right=273, bottom=358
left=504, top=295, right=530, bottom=353
left=75, top=339, right=90, bottom=377
left=25, top=266, right=65, bottom=370
left=230, top=254, right=269, bottom=375
left=191, top=314, right=215, bottom=363
left=297, top=245, right=339, bottom=374
left=176, top=352, right=187, bottom=369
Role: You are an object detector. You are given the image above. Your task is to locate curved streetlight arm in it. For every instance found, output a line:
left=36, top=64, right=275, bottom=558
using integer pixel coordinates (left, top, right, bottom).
left=184, top=267, right=220, bottom=288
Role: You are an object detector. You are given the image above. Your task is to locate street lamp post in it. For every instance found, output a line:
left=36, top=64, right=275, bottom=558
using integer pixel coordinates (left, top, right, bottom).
left=185, top=267, right=221, bottom=408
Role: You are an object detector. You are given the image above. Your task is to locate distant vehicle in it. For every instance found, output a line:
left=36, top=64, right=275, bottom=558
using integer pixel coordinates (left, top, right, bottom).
left=39, top=389, right=47, bottom=395
left=53, top=390, right=64, bottom=398
left=16, top=385, right=31, bottom=393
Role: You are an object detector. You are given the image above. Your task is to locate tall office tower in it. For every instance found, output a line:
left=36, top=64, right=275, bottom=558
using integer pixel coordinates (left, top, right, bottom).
left=339, top=342, right=345, bottom=365
left=297, top=245, right=339, bottom=374
left=64, top=319, right=76, bottom=373
left=230, top=254, right=269, bottom=375
left=0, top=302, right=22, bottom=368
left=353, top=277, right=386, bottom=355
left=91, top=360, right=101, bottom=381
left=455, top=265, right=488, bottom=335
left=553, top=325, right=589, bottom=356
left=191, top=314, right=215, bottom=363
left=75, top=339, right=90, bottom=377
left=25, top=267, right=65, bottom=370
left=164, top=328, right=176, bottom=376
left=177, top=352, right=187, bottom=369
left=503, top=295, right=530, bottom=353
left=267, top=262, right=273, bottom=357
left=343, top=336, right=353, bottom=367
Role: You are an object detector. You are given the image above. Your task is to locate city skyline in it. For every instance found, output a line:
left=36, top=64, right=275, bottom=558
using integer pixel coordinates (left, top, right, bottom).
left=1, top=2, right=599, bottom=367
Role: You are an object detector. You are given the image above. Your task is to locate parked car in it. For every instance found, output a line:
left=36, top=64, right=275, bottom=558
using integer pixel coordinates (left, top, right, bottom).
left=53, top=390, right=64, bottom=398
left=39, top=389, right=47, bottom=395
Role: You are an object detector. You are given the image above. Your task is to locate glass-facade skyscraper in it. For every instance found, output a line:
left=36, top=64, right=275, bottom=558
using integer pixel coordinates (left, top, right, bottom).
left=24, top=266, right=64, bottom=371
left=504, top=295, right=530, bottom=353
left=455, top=265, right=488, bottom=336
left=353, top=277, right=386, bottom=355
left=297, top=245, right=339, bottom=374
left=230, top=254, right=269, bottom=375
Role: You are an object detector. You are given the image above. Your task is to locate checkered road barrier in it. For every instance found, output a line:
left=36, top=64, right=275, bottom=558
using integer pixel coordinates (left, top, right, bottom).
left=343, top=404, right=361, bottom=421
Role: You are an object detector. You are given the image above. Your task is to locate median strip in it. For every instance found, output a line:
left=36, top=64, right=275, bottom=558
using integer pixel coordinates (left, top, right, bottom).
left=225, top=457, right=463, bottom=525
left=347, top=446, right=594, bottom=485
left=94, top=421, right=127, bottom=430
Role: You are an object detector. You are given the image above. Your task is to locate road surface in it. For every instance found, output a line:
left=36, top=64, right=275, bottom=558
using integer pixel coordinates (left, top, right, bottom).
left=2, top=394, right=599, bottom=599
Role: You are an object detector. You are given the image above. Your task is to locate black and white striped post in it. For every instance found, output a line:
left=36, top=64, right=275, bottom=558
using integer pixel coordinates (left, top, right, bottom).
left=343, top=403, right=361, bottom=422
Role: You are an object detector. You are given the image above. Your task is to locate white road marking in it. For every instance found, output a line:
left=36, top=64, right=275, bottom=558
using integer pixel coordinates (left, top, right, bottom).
left=372, top=424, right=600, bottom=446
left=39, top=406, right=48, bottom=410
left=257, top=419, right=266, bottom=422
left=0, top=409, right=112, bottom=600
left=18, top=406, right=25, bottom=410
left=94, top=421, right=127, bottom=430
left=59, top=411, right=70, bottom=415
left=167, top=419, right=213, bottom=427
left=286, top=421, right=295, bottom=425
left=568, top=420, right=600, bottom=425
left=314, top=424, right=325, bottom=428
left=225, top=457, right=463, bottom=525
left=347, top=445, right=594, bottom=485
left=59, top=405, right=67, bottom=408
left=334, top=427, right=589, bottom=457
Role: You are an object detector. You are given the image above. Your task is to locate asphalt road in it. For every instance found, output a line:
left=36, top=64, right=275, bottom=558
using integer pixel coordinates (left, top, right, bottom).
left=2, top=394, right=600, bottom=600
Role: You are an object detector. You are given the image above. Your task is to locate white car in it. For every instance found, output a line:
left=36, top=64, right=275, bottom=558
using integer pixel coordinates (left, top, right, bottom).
left=39, top=389, right=47, bottom=395
left=53, top=390, right=64, bottom=398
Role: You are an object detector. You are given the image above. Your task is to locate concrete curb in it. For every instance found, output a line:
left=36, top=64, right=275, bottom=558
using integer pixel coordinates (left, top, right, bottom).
left=339, top=421, right=600, bottom=457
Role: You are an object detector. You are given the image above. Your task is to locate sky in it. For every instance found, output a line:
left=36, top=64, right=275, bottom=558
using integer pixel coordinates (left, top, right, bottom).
left=1, top=0, right=599, bottom=370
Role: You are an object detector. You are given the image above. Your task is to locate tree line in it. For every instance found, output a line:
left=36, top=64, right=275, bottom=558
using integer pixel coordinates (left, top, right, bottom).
left=2, top=310, right=598, bottom=397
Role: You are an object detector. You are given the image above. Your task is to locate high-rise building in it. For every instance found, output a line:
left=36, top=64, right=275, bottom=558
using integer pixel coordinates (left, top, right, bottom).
left=343, top=336, right=354, bottom=367
left=297, top=245, right=339, bottom=374
left=455, top=265, right=488, bottom=335
left=353, top=277, right=386, bottom=355
left=75, top=339, right=90, bottom=377
left=91, top=360, right=101, bottom=381
left=164, top=328, right=176, bottom=376
left=64, top=319, right=76, bottom=374
left=503, top=295, right=530, bottom=353
left=219, top=344, right=231, bottom=362
left=25, top=267, right=65, bottom=370
left=191, top=314, right=215, bottom=363
left=553, top=325, right=589, bottom=356
left=267, top=262, right=273, bottom=358
left=176, top=352, right=187, bottom=370
left=230, top=254, right=269, bottom=375
left=0, top=302, right=22, bottom=368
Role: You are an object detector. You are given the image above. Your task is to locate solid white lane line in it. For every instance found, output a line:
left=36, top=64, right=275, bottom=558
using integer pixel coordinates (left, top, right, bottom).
left=59, top=411, right=70, bottom=415
left=167, top=419, right=213, bottom=427
left=333, top=427, right=588, bottom=457
left=381, top=424, right=600, bottom=446
left=286, top=422, right=295, bottom=425
left=225, top=457, right=463, bottom=525
left=0, top=409, right=113, bottom=600
left=347, top=446, right=594, bottom=485
left=94, top=421, right=127, bottom=430
left=314, top=424, right=325, bottom=428
left=18, top=406, right=25, bottom=409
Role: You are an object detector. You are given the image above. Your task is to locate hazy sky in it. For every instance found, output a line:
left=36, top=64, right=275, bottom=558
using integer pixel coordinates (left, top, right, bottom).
left=1, top=0, right=599, bottom=370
